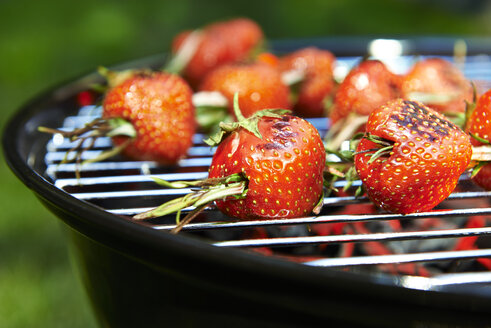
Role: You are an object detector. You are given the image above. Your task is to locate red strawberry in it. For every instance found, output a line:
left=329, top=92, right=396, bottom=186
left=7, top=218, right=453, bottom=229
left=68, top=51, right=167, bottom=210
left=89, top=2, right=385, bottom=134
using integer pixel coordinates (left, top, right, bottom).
left=400, top=57, right=473, bottom=114
left=40, top=71, right=196, bottom=167
left=465, top=88, right=491, bottom=189
left=102, top=72, right=196, bottom=163
left=171, top=18, right=264, bottom=87
left=465, top=89, right=491, bottom=147
left=354, top=98, right=472, bottom=214
left=325, top=60, right=401, bottom=150
left=198, top=62, right=291, bottom=118
left=134, top=94, right=326, bottom=229
left=208, top=109, right=325, bottom=220
left=329, top=59, right=402, bottom=125
left=279, top=47, right=337, bottom=117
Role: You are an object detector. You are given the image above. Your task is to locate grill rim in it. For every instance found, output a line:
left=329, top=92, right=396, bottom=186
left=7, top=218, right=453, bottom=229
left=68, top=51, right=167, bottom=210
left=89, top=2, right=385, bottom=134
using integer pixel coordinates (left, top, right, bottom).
left=4, top=36, right=491, bottom=316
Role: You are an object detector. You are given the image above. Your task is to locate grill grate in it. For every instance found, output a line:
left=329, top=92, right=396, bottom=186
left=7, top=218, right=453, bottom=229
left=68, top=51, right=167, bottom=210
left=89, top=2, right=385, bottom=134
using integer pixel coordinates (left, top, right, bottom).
left=43, top=55, right=491, bottom=288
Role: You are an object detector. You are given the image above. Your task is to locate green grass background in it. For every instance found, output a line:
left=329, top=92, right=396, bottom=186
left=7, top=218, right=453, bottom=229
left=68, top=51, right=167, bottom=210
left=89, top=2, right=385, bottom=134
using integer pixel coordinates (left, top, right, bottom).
left=1, top=0, right=490, bottom=326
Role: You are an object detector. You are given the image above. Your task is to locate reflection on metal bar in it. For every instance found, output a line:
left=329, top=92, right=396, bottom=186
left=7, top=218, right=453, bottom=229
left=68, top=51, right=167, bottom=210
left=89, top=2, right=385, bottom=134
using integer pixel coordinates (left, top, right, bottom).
left=213, top=227, right=491, bottom=248
left=305, top=249, right=491, bottom=268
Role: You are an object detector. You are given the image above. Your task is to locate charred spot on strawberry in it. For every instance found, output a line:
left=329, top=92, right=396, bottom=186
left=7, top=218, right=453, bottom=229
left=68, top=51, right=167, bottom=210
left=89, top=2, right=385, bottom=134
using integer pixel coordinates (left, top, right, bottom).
left=389, top=100, right=459, bottom=140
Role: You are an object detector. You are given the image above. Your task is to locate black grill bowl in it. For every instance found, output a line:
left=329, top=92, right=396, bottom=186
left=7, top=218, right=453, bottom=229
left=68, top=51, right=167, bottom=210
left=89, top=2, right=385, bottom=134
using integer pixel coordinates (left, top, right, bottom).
left=4, top=37, right=491, bottom=327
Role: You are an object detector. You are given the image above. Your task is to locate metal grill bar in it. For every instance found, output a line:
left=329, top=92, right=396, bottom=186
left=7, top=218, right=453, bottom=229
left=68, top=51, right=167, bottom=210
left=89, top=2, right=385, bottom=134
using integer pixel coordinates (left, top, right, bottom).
left=138, top=207, right=491, bottom=231
left=45, top=146, right=214, bottom=161
left=54, top=172, right=208, bottom=188
left=46, top=157, right=212, bottom=174
left=213, top=227, right=491, bottom=248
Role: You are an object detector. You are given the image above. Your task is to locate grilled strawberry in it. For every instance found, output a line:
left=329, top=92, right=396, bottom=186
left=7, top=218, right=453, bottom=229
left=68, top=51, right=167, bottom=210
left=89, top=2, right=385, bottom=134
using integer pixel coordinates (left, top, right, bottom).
left=465, top=88, right=491, bottom=189
left=325, top=59, right=401, bottom=150
left=400, top=57, right=473, bottom=114
left=134, top=94, right=325, bottom=229
left=102, top=71, right=196, bottom=163
left=329, top=59, right=402, bottom=124
left=198, top=62, right=291, bottom=118
left=171, top=18, right=264, bottom=87
left=279, top=47, right=336, bottom=117
left=40, top=71, right=196, bottom=167
left=208, top=108, right=325, bottom=220
left=354, top=98, right=472, bottom=214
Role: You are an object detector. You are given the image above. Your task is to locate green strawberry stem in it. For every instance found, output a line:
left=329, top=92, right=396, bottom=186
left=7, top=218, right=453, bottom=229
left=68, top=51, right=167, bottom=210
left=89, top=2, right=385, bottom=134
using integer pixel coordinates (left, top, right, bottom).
left=463, top=82, right=478, bottom=128
left=282, top=68, right=305, bottom=106
left=164, top=30, right=203, bottom=74
left=132, top=173, right=248, bottom=234
left=192, top=91, right=232, bottom=133
left=281, top=68, right=305, bottom=86
left=38, top=117, right=137, bottom=179
left=152, top=172, right=245, bottom=188
left=195, top=105, right=234, bottom=134
left=324, top=114, right=368, bottom=151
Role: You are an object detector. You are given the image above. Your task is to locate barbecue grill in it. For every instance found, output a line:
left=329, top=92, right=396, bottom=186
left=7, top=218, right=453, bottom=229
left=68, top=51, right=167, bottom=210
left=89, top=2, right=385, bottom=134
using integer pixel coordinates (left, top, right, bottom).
left=4, top=37, right=491, bottom=327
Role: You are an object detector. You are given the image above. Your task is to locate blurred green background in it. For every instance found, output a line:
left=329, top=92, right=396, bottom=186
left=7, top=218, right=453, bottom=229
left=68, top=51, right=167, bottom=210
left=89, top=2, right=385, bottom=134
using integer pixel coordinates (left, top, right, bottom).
left=1, top=0, right=490, bottom=327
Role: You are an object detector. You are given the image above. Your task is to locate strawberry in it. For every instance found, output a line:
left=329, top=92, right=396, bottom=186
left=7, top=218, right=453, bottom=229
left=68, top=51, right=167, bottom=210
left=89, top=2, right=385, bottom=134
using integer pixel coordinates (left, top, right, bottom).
left=198, top=62, right=291, bottom=118
left=279, top=47, right=336, bottom=117
left=400, top=57, right=473, bottom=114
left=465, top=88, right=491, bottom=147
left=39, top=71, right=196, bottom=168
left=354, top=98, right=472, bottom=214
left=134, top=94, right=326, bottom=230
left=329, top=59, right=402, bottom=125
left=208, top=106, right=325, bottom=220
left=465, top=88, right=491, bottom=189
left=171, top=18, right=264, bottom=87
left=102, top=71, right=196, bottom=163
left=325, top=59, right=401, bottom=150
left=76, top=90, right=95, bottom=107
left=256, top=52, right=280, bottom=68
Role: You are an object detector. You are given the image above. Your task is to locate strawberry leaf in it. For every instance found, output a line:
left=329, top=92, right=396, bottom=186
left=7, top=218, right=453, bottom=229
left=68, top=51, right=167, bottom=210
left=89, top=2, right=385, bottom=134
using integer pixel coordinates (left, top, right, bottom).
left=106, top=118, right=137, bottom=138
left=98, top=66, right=151, bottom=89
left=164, top=30, right=203, bottom=74
left=204, top=92, right=290, bottom=146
